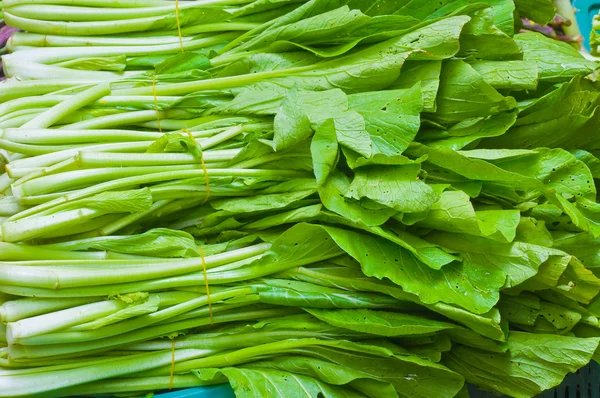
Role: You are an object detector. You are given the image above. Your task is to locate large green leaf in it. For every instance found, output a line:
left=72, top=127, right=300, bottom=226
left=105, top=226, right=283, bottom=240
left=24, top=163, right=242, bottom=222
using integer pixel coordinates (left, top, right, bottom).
left=515, top=33, right=598, bottom=82
left=444, top=332, right=600, bottom=398
left=430, top=60, right=517, bottom=124
left=346, top=164, right=439, bottom=213
left=195, top=367, right=367, bottom=398
left=305, top=308, right=455, bottom=337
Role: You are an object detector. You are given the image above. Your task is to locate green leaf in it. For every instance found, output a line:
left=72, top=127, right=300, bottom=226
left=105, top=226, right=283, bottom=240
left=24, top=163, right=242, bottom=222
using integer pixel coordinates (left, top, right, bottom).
left=305, top=308, right=454, bottom=337
left=211, top=190, right=316, bottom=214
left=444, top=332, right=600, bottom=397
left=243, top=345, right=465, bottom=398
left=154, top=52, right=210, bottom=75
left=346, top=164, right=439, bottom=213
left=406, top=144, right=541, bottom=189
left=457, top=8, right=521, bottom=60
left=348, top=85, right=424, bottom=159
left=554, top=258, right=600, bottom=304
left=497, top=293, right=540, bottom=327
left=426, top=112, right=517, bottom=151
left=195, top=367, right=367, bottom=398
left=147, top=132, right=202, bottom=158
left=469, top=61, right=538, bottom=90
left=285, top=266, right=506, bottom=341
left=40, top=228, right=200, bottom=258
left=311, top=119, right=339, bottom=186
left=431, top=60, right=517, bottom=124
left=317, top=210, right=456, bottom=270
left=481, top=77, right=600, bottom=150
left=427, top=231, right=555, bottom=288
left=514, top=254, right=571, bottom=292
left=389, top=61, right=442, bottom=112
left=514, top=0, right=555, bottom=25
left=315, top=225, right=506, bottom=314
left=273, top=88, right=313, bottom=151
left=250, top=15, right=470, bottom=94
left=255, top=280, right=403, bottom=310
left=554, top=231, right=600, bottom=272
left=318, top=171, right=396, bottom=226
left=515, top=33, right=598, bottom=82
left=415, top=190, right=520, bottom=242
left=243, top=204, right=323, bottom=231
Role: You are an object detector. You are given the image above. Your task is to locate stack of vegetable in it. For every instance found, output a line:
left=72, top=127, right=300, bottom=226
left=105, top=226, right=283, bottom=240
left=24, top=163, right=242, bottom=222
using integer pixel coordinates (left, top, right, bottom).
left=1, top=0, right=600, bottom=397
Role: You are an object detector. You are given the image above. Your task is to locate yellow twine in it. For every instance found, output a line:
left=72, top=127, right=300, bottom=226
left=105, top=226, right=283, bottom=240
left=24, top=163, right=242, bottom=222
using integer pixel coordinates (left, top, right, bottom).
left=175, top=0, right=184, bottom=53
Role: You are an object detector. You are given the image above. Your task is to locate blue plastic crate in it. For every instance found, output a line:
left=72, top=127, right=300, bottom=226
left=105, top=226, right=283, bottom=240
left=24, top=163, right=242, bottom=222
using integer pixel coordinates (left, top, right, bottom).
left=573, top=0, right=599, bottom=49
left=154, top=384, right=235, bottom=398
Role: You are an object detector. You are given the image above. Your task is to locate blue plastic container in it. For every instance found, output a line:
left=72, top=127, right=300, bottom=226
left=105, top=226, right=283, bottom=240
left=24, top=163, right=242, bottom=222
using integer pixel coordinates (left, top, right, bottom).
left=573, top=0, right=599, bottom=49
left=154, top=384, right=235, bottom=398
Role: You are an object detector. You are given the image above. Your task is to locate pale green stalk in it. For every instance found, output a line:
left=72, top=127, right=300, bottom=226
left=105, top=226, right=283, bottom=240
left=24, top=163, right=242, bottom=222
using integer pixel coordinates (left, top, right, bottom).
left=0, top=243, right=271, bottom=289
left=2, top=32, right=239, bottom=64
left=14, top=290, right=261, bottom=348
left=61, top=109, right=166, bottom=130
left=22, top=83, right=112, bottom=129
left=9, top=157, right=79, bottom=181
left=10, top=168, right=308, bottom=220
left=0, top=80, right=93, bottom=103
left=0, top=197, right=26, bottom=216
left=75, top=150, right=241, bottom=168
left=0, top=349, right=210, bottom=397
left=0, top=128, right=163, bottom=144
left=7, top=299, right=131, bottom=341
left=13, top=164, right=200, bottom=196
left=11, top=307, right=291, bottom=360
left=0, top=246, right=342, bottom=298
left=0, top=243, right=112, bottom=261
left=9, top=32, right=196, bottom=48
left=5, top=141, right=154, bottom=172
left=4, top=59, right=124, bottom=81
left=3, top=0, right=169, bottom=7
left=1, top=207, right=106, bottom=242
left=0, top=297, right=97, bottom=323
left=6, top=2, right=248, bottom=21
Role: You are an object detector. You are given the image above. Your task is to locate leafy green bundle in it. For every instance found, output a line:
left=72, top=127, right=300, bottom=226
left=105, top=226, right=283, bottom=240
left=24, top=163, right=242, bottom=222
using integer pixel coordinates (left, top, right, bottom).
left=1, top=0, right=600, bottom=397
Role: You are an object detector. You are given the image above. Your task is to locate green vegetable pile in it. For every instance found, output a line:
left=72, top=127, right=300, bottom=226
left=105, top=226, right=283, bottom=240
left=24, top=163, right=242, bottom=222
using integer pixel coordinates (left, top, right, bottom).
left=1, top=0, right=600, bottom=397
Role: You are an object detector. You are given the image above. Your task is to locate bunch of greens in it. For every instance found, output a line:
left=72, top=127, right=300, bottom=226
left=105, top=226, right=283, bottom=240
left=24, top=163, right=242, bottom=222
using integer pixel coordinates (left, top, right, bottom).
left=2, top=0, right=600, bottom=397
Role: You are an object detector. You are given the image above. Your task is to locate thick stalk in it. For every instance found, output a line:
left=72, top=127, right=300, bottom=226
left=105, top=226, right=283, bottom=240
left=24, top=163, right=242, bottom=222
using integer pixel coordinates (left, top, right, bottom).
left=0, top=128, right=163, bottom=145
left=0, top=80, right=93, bottom=103
left=0, top=297, right=97, bottom=323
left=22, top=83, right=112, bottom=129
left=6, top=2, right=246, bottom=22
left=0, top=244, right=271, bottom=289
left=10, top=168, right=309, bottom=220
left=7, top=299, right=130, bottom=341
left=0, top=243, right=110, bottom=261
left=2, top=32, right=239, bottom=64
left=0, top=349, right=211, bottom=397
left=11, top=307, right=292, bottom=360
left=75, top=150, right=240, bottom=168
left=1, top=208, right=106, bottom=242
